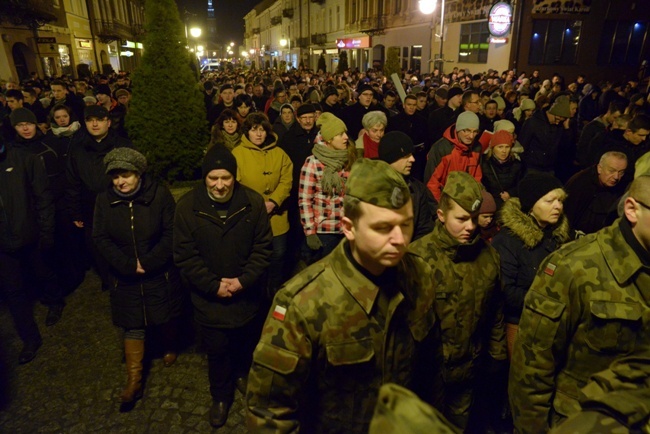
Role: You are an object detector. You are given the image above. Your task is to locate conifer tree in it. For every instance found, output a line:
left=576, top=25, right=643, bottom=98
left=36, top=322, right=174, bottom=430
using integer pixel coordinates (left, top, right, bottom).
left=125, top=0, right=208, bottom=182
left=384, top=47, right=401, bottom=79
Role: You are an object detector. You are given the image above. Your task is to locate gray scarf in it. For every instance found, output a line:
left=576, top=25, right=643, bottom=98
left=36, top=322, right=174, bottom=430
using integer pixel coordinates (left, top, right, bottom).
left=312, top=144, right=349, bottom=196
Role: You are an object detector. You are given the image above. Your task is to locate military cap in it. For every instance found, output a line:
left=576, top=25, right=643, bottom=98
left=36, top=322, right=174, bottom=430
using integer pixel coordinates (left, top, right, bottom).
left=635, top=152, right=650, bottom=178
left=346, top=159, right=410, bottom=209
left=443, top=171, right=483, bottom=213
left=104, top=147, right=147, bottom=174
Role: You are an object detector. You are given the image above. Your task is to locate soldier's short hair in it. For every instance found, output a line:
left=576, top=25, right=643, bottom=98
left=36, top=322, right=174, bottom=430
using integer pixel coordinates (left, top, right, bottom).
left=462, top=90, right=479, bottom=107
left=628, top=175, right=650, bottom=204
left=607, top=100, right=626, bottom=116
left=404, top=94, right=417, bottom=103
left=438, top=193, right=454, bottom=213
left=6, top=89, right=23, bottom=100
left=343, top=195, right=363, bottom=223
left=50, top=80, right=66, bottom=88
left=415, top=91, right=427, bottom=99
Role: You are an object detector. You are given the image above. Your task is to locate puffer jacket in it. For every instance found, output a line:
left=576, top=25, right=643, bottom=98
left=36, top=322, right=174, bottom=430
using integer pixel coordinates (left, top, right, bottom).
left=93, top=176, right=182, bottom=328
left=491, top=198, right=571, bottom=324
left=173, top=182, right=273, bottom=328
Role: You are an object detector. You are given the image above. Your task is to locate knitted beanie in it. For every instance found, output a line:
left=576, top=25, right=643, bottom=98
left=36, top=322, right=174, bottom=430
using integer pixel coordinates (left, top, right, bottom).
left=518, top=173, right=564, bottom=213
left=202, top=145, right=237, bottom=178
left=316, top=112, right=347, bottom=141
left=10, top=108, right=37, bottom=126
left=378, top=131, right=414, bottom=164
left=455, top=111, right=479, bottom=131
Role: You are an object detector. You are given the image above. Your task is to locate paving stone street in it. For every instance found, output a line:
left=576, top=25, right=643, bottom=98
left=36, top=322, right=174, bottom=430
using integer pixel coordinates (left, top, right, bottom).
left=0, top=271, right=248, bottom=433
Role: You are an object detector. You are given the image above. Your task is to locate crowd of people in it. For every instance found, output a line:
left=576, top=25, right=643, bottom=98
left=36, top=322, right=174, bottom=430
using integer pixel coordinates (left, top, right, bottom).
left=1, top=64, right=650, bottom=432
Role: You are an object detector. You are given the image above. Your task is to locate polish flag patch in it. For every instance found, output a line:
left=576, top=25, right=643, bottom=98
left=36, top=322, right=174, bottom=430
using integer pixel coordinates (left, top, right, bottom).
left=544, top=263, right=557, bottom=276
left=272, top=305, right=287, bottom=321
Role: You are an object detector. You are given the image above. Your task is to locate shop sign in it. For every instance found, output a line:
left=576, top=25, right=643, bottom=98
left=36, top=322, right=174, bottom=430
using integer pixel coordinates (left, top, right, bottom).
left=36, top=37, right=56, bottom=44
left=532, top=0, right=591, bottom=14
left=489, top=37, right=508, bottom=43
left=121, top=40, right=136, bottom=48
left=77, top=39, right=92, bottom=49
left=120, top=51, right=134, bottom=57
left=335, top=37, right=370, bottom=49
left=488, top=2, right=512, bottom=37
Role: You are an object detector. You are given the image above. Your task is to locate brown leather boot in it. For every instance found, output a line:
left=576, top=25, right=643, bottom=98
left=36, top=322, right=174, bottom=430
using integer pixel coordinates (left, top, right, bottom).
left=120, top=339, right=144, bottom=403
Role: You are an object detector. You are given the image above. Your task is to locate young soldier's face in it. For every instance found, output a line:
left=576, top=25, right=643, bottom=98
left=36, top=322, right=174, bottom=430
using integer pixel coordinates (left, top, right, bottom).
left=343, top=200, right=414, bottom=275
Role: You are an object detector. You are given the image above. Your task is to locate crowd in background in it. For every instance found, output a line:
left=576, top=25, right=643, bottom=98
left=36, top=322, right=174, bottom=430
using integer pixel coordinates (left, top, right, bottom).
left=1, top=63, right=650, bottom=431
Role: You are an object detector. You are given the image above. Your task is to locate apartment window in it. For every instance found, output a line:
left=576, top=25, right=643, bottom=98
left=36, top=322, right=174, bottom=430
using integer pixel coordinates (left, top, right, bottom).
left=410, top=45, right=422, bottom=71
left=458, top=22, right=490, bottom=63
left=598, top=20, right=648, bottom=65
left=394, top=0, right=402, bottom=15
left=529, top=20, right=581, bottom=65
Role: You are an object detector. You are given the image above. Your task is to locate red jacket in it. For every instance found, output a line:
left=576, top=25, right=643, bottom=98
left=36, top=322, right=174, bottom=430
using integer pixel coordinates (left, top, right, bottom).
left=426, top=125, right=483, bottom=201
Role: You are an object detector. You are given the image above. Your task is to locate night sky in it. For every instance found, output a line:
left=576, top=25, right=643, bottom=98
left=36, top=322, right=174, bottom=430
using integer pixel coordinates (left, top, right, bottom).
left=175, top=0, right=258, bottom=45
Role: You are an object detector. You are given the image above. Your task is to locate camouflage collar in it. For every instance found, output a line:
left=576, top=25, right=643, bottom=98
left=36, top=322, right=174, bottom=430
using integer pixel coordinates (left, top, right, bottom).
left=598, top=219, right=645, bottom=285
left=330, top=241, right=405, bottom=314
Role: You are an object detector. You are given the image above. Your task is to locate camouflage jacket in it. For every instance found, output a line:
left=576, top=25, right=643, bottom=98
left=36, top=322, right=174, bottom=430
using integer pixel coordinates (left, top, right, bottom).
left=551, top=355, right=650, bottom=433
left=246, top=241, right=444, bottom=434
left=510, top=218, right=650, bottom=434
left=410, top=220, right=506, bottom=385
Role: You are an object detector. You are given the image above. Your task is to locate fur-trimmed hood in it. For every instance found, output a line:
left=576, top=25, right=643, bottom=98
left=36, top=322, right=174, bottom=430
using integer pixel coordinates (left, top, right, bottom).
left=498, top=197, right=571, bottom=249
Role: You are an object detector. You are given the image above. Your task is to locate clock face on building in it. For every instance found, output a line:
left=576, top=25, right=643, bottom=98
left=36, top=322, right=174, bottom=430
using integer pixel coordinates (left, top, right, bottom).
left=488, top=2, right=513, bottom=37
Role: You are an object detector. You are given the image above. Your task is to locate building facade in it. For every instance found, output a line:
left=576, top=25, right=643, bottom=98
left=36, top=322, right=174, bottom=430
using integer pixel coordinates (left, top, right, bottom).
left=0, top=0, right=145, bottom=82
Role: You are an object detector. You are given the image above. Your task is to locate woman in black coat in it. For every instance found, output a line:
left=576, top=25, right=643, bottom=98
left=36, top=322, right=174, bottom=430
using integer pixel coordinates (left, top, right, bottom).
left=92, top=147, right=183, bottom=407
left=173, top=145, right=273, bottom=428
left=481, top=130, right=524, bottom=209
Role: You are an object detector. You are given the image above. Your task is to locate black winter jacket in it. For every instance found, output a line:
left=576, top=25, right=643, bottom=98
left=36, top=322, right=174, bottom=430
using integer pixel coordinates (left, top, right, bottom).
left=408, top=177, right=436, bottom=241
left=93, top=176, right=182, bottom=328
left=519, top=109, right=564, bottom=172
left=0, top=144, right=54, bottom=251
left=491, top=198, right=570, bottom=324
left=480, top=156, right=525, bottom=208
left=65, top=130, right=132, bottom=222
left=13, top=131, right=66, bottom=202
left=173, top=183, right=273, bottom=328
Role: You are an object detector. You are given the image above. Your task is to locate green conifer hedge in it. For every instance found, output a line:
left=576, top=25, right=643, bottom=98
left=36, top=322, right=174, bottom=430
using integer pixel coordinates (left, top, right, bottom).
left=125, top=0, right=208, bottom=183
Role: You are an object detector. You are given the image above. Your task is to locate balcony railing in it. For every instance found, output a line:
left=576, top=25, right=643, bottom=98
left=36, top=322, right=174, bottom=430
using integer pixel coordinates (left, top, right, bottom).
left=0, top=0, right=57, bottom=28
left=271, top=16, right=282, bottom=26
left=311, top=33, right=327, bottom=45
left=252, top=27, right=261, bottom=35
left=296, top=37, right=310, bottom=48
left=94, top=19, right=133, bottom=43
left=282, top=8, right=294, bottom=18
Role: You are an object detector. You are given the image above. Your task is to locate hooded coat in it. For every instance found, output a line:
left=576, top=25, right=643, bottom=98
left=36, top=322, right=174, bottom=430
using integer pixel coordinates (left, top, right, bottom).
left=491, top=198, right=571, bottom=324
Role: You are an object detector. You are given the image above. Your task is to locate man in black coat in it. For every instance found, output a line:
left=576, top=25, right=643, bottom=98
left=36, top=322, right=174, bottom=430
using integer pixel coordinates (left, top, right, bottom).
left=387, top=95, right=428, bottom=181
left=278, top=103, right=319, bottom=269
left=341, top=84, right=381, bottom=141
left=47, top=79, right=85, bottom=123
left=564, top=151, right=628, bottom=235
left=0, top=134, right=55, bottom=364
left=66, top=105, right=132, bottom=290
left=174, top=145, right=272, bottom=428
left=427, top=86, right=463, bottom=146
left=378, top=131, right=435, bottom=241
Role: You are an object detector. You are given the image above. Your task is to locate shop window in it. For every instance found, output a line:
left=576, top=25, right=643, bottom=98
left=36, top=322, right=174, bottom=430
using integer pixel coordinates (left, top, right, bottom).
left=598, top=21, right=648, bottom=65
left=458, top=22, right=489, bottom=63
left=529, top=20, right=581, bottom=65
left=410, top=45, right=422, bottom=71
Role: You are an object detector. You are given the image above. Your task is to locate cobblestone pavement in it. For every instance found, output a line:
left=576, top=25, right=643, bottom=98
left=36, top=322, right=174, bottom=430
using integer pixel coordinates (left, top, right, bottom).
left=0, top=272, right=248, bottom=433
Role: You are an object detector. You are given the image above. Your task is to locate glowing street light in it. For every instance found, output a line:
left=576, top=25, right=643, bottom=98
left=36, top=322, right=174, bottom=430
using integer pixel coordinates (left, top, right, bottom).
left=280, top=38, right=287, bottom=47
left=190, top=27, right=202, bottom=38
left=419, top=0, right=445, bottom=73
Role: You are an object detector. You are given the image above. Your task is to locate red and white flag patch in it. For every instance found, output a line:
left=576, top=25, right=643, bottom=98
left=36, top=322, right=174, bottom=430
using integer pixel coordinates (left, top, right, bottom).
left=544, top=263, right=557, bottom=276
left=272, top=305, right=287, bottom=321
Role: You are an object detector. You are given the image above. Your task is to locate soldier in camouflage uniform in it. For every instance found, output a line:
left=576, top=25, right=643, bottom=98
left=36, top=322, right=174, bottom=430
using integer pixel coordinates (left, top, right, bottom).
left=510, top=175, right=650, bottom=434
left=550, top=353, right=650, bottom=434
left=246, top=158, right=445, bottom=434
left=410, top=171, right=506, bottom=429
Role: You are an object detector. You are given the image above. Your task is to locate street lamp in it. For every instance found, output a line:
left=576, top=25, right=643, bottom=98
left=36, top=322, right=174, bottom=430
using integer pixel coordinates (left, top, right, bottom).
left=190, top=27, right=202, bottom=38
left=419, top=0, right=445, bottom=74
